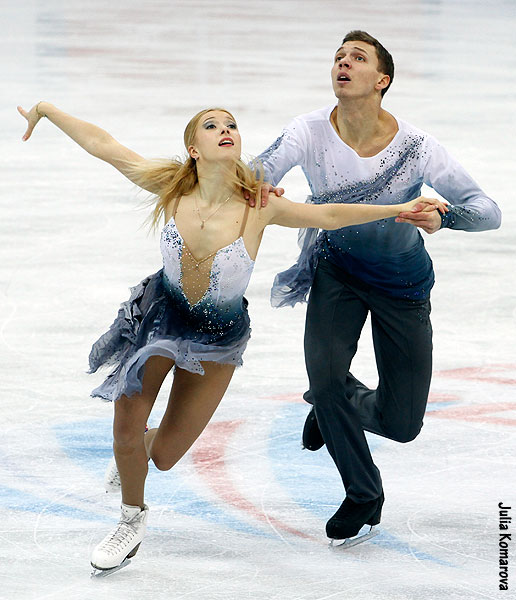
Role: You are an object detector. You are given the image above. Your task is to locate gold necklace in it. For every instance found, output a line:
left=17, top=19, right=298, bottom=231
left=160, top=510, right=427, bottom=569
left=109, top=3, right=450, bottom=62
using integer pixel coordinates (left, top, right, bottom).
left=194, top=191, right=233, bottom=229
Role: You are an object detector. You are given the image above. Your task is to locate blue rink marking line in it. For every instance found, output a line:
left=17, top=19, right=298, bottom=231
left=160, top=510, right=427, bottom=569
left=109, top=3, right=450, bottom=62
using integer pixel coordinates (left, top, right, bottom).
left=425, top=401, right=458, bottom=412
left=269, top=403, right=454, bottom=567
left=5, top=403, right=459, bottom=557
left=0, top=484, right=111, bottom=523
left=52, top=419, right=274, bottom=538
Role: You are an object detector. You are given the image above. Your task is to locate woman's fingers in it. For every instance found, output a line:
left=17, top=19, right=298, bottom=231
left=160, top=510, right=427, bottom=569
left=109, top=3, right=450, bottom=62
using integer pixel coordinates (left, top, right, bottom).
left=22, top=124, right=34, bottom=141
left=413, top=197, right=449, bottom=214
left=426, top=198, right=448, bottom=213
left=18, top=105, right=38, bottom=141
left=423, top=200, right=448, bottom=214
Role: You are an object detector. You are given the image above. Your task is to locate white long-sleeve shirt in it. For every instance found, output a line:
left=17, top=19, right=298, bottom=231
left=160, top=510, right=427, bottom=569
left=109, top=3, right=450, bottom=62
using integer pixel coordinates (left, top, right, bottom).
left=258, top=105, right=501, bottom=302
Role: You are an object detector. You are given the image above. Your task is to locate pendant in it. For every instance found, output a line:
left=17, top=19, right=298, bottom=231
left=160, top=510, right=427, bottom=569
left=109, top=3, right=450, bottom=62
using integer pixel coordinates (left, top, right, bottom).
left=201, top=221, right=205, bottom=229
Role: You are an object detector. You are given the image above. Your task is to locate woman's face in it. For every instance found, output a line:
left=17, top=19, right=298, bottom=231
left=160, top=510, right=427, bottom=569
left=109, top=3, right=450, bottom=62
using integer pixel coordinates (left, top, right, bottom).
left=189, top=110, right=242, bottom=164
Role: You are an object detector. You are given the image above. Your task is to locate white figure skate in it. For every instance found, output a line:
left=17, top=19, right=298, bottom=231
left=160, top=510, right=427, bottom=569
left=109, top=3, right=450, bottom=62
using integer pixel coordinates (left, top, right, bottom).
left=91, top=503, right=149, bottom=576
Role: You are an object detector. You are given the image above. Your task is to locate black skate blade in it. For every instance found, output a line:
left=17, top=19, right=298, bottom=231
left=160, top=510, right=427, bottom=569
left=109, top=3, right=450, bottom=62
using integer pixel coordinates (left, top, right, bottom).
left=90, top=558, right=131, bottom=578
left=329, top=525, right=380, bottom=550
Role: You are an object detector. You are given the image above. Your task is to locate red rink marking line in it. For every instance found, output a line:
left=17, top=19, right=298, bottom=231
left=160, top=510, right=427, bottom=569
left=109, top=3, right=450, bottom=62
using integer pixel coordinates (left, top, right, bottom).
left=263, top=364, right=516, bottom=427
left=427, top=393, right=459, bottom=404
left=429, top=363, right=516, bottom=426
left=191, top=420, right=317, bottom=541
left=428, top=403, right=516, bottom=426
left=435, top=363, right=516, bottom=386
left=265, top=393, right=305, bottom=403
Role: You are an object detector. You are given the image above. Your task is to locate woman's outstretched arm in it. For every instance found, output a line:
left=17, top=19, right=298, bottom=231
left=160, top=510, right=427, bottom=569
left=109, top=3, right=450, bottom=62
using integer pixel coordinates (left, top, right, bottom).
left=18, top=102, right=158, bottom=193
left=263, top=194, right=448, bottom=230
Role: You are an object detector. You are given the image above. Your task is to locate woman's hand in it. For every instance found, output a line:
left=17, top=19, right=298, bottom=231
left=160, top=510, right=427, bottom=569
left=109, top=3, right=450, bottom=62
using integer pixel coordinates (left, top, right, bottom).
left=396, top=196, right=449, bottom=234
left=18, top=102, right=46, bottom=141
left=402, top=196, right=448, bottom=214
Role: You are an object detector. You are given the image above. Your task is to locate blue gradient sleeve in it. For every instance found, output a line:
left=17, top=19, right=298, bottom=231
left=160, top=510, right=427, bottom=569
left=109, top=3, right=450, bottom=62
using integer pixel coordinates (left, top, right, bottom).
left=421, top=137, right=502, bottom=231
left=255, top=118, right=308, bottom=185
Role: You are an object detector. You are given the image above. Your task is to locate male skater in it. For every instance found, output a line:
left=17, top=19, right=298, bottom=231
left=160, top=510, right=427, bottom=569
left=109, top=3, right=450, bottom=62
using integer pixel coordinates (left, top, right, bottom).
left=255, top=30, right=501, bottom=544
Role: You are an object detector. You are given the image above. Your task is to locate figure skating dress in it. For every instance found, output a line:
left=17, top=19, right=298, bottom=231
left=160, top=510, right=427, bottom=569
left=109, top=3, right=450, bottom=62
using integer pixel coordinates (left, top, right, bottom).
left=88, top=199, right=254, bottom=402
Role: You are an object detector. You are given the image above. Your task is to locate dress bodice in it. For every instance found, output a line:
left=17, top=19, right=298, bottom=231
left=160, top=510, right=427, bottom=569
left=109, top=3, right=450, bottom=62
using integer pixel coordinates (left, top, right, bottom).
left=160, top=216, right=254, bottom=308
left=159, top=214, right=254, bottom=340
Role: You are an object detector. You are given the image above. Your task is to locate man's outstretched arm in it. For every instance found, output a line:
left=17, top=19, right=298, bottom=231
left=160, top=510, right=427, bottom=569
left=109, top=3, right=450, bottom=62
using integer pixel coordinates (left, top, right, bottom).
left=396, top=137, right=501, bottom=234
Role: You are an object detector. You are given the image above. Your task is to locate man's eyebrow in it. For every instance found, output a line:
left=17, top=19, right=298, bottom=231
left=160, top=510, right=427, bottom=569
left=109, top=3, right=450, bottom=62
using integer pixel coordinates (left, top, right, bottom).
left=335, top=46, right=369, bottom=56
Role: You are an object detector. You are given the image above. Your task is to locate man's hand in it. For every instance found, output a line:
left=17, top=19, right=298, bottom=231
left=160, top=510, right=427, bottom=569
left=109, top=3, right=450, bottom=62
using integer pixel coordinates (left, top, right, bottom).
left=244, top=183, right=285, bottom=207
left=396, top=197, right=445, bottom=234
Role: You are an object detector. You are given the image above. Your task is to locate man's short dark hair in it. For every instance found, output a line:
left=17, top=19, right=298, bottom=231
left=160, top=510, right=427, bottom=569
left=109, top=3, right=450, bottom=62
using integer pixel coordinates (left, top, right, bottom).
left=342, top=30, right=394, bottom=96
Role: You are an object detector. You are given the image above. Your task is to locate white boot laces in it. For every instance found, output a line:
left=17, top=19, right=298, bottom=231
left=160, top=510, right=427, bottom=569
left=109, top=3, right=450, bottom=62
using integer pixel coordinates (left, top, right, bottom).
left=99, top=512, right=144, bottom=556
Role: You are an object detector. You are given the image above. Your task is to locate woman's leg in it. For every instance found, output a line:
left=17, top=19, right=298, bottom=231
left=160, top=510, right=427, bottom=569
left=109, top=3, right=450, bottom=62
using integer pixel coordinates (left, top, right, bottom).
left=144, top=361, right=235, bottom=472
left=113, top=355, right=174, bottom=507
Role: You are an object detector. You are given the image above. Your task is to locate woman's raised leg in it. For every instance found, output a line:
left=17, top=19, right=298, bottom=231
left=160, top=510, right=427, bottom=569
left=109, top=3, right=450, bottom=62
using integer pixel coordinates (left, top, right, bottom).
left=145, top=361, right=235, bottom=472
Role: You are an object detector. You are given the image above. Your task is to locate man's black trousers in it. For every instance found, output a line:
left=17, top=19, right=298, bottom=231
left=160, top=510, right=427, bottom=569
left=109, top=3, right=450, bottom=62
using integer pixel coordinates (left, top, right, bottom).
left=304, top=258, right=433, bottom=503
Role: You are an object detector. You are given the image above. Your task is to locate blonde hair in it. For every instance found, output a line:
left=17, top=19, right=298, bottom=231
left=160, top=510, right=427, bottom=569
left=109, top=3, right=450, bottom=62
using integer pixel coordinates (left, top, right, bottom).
left=128, top=108, right=264, bottom=229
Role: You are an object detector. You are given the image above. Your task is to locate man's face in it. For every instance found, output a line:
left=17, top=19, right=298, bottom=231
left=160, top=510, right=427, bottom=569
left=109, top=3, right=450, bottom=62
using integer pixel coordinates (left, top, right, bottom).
left=331, top=41, right=388, bottom=100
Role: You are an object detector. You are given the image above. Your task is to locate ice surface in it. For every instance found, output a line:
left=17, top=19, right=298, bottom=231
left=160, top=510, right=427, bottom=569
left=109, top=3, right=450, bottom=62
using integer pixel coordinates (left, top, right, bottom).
left=1, top=1, right=515, bottom=598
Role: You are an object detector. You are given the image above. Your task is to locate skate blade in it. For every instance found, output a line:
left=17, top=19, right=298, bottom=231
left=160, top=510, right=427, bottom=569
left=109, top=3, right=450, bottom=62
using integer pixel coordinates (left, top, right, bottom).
left=329, top=525, right=380, bottom=550
left=90, top=558, right=131, bottom=578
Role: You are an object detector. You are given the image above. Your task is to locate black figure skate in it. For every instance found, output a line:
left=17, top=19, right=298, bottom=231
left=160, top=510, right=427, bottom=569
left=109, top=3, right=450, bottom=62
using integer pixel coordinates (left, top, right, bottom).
left=326, top=492, right=384, bottom=549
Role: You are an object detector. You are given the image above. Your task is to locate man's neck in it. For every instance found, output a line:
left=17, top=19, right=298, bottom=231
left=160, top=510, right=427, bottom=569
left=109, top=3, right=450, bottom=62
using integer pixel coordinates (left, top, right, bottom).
left=332, top=97, right=398, bottom=157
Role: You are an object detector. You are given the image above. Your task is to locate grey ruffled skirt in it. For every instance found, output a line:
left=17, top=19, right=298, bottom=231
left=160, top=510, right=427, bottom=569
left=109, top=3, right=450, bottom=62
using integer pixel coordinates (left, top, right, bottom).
left=88, top=270, right=251, bottom=402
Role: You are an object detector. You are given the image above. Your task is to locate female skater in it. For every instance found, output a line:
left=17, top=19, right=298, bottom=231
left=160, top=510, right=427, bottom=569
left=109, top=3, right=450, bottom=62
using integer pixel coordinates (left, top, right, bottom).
left=19, top=101, right=446, bottom=572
